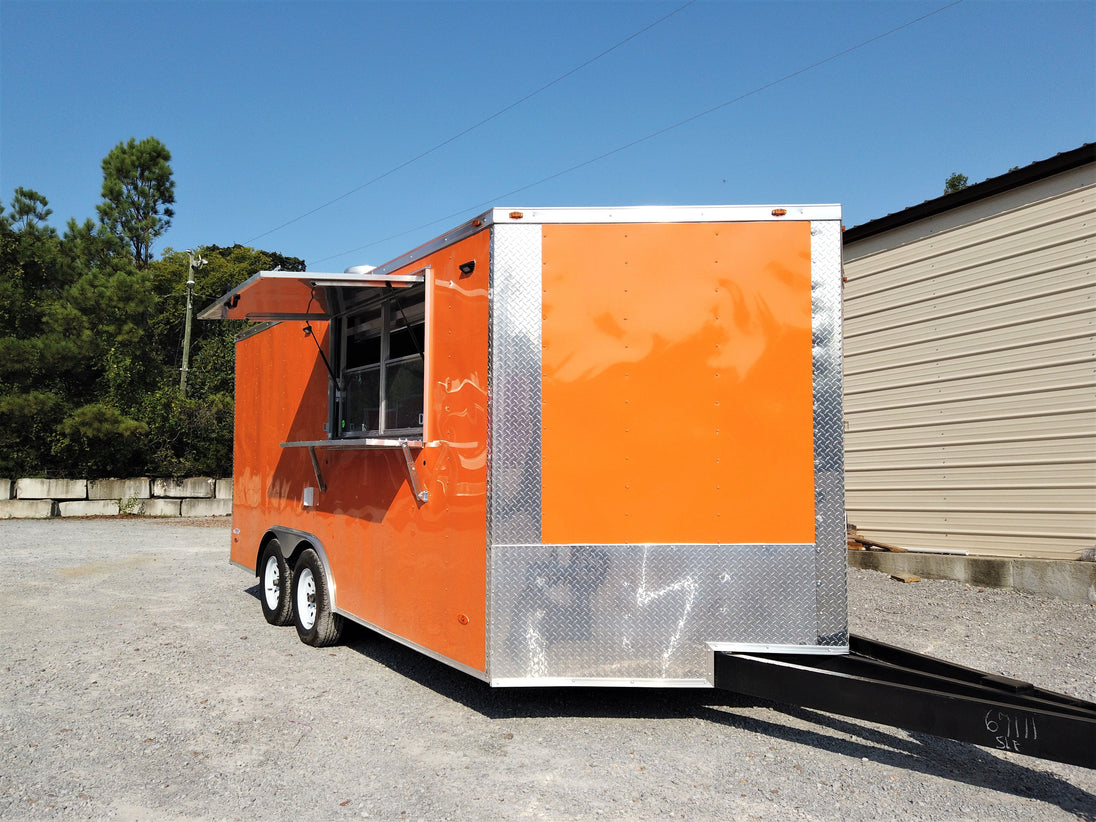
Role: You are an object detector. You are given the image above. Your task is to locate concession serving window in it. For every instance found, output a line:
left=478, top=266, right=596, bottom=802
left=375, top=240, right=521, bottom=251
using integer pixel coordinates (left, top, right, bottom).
left=337, top=284, right=425, bottom=438
left=198, top=267, right=431, bottom=500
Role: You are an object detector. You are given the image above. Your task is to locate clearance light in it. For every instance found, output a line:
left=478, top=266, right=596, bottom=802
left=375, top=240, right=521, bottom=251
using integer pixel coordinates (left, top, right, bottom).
left=509, top=211, right=524, bottom=219
left=472, top=219, right=483, bottom=227
left=771, top=208, right=787, bottom=217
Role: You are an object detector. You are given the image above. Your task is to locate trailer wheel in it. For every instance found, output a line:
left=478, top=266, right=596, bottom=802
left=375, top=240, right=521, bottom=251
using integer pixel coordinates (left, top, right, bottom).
left=259, top=540, right=294, bottom=626
left=292, top=548, right=344, bottom=647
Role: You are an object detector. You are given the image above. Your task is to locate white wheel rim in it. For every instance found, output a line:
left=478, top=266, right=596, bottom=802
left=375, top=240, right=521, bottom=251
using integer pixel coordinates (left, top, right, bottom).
left=263, top=555, right=281, bottom=610
left=297, top=567, right=317, bottom=630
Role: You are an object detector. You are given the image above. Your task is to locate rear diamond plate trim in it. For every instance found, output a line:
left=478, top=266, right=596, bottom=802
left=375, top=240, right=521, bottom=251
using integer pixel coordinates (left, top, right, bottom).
left=487, top=223, right=544, bottom=677
left=489, top=543, right=817, bottom=682
left=811, top=220, right=847, bottom=645
left=487, top=223, right=543, bottom=547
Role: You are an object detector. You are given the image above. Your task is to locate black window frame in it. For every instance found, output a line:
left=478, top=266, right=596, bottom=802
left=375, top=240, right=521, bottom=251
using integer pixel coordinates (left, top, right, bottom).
left=332, top=283, right=426, bottom=439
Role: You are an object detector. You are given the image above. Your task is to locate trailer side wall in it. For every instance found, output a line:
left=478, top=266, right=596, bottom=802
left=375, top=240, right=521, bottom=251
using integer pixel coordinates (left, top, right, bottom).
left=232, top=230, right=492, bottom=673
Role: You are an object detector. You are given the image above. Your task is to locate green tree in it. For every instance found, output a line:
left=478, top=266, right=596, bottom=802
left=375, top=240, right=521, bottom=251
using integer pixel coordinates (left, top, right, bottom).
left=0, top=189, right=65, bottom=337
left=0, top=180, right=164, bottom=477
left=0, top=193, right=75, bottom=475
left=944, top=172, right=969, bottom=194
left=55, top=402, right=149, bottom=477
left=4, top=187, right=55, bottom=235
left=96, top=137, right=176, bottom=268
left=0, top=146, right=303, bottom=478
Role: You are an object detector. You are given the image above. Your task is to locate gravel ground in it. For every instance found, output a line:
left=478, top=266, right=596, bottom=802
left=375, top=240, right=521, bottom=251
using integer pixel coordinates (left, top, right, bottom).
left=0, top=518, right=1093, bottom=821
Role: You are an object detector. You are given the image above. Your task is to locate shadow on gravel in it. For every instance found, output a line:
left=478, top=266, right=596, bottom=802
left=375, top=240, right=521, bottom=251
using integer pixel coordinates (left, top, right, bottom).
left=244, top=588, right=1095, bottom=820
left=701, top=705, right=1096, bottom=822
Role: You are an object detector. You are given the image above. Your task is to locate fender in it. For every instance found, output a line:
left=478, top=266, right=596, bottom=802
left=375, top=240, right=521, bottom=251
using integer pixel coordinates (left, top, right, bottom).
left=261, top=526, right=338, bottom=612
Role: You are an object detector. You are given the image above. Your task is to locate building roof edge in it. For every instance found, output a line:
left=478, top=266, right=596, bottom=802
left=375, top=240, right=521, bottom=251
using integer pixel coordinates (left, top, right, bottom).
left=843, top=143, right=1096, bottom=245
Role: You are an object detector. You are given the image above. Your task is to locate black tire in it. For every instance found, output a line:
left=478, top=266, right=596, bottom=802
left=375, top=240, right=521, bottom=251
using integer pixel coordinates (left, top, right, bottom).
left=258, top=539, right=294, bottom=626
left=292, top=548, right=344, bottom=647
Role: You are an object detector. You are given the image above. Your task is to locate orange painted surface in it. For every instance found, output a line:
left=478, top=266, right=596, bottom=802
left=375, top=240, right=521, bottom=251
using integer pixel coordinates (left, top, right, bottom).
left=232, top=230, right=491, bottom=672
left=540, top=222, right=815, bottom=545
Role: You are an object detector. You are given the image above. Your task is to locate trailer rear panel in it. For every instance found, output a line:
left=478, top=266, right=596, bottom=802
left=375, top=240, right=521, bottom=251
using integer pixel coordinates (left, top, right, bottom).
left=485, top=211, right=845, bottom=684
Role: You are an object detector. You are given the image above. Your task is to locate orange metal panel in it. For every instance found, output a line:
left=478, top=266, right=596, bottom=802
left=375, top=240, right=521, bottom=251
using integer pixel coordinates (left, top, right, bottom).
left=231, top=320, right=329, bottom=570
left=232, top=230, right=491, bottom=672
left=540, top=222, right=815, bottom=545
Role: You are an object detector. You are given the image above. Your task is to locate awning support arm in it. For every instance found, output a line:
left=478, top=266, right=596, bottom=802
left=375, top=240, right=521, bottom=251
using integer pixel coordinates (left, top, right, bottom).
left=307, top=447, right=327, bottom=493
left=400, top=441, right=428, bottom=504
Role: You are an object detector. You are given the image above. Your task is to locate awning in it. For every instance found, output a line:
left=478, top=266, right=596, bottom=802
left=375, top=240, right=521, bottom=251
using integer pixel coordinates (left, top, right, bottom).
left=197, top=269, right=425, bottom=321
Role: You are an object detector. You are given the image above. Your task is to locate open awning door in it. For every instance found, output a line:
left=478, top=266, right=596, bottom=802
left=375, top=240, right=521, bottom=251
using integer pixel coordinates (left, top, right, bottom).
left=198, top=268, right=426, bottom=321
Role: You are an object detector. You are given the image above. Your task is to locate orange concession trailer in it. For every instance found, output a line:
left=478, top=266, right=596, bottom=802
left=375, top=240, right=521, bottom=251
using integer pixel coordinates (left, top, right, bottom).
left=200, top=205, right=847, bottom=686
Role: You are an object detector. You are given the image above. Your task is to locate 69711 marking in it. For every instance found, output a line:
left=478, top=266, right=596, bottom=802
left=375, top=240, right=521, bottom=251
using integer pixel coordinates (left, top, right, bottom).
left=984, top=709, right=1038, bottom=752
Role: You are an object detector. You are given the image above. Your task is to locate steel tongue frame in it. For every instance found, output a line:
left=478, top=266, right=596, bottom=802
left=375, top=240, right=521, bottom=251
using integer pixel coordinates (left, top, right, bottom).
left=713, top=635, right=1096, bottom=770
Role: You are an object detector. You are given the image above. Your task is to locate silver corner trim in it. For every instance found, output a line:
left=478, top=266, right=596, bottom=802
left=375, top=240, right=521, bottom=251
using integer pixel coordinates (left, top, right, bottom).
left=707, top=642, right=850, bottom=655
left=488, top=677, right=710, bottom=689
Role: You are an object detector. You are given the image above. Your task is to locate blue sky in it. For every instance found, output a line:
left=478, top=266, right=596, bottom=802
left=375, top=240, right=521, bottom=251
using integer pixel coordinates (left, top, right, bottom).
left=2, top=1, right=1093, bottom=272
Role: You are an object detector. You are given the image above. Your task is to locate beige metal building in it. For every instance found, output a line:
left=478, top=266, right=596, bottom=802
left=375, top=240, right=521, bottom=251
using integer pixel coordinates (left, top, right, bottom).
left=842, top=144, right=1095, bottom=560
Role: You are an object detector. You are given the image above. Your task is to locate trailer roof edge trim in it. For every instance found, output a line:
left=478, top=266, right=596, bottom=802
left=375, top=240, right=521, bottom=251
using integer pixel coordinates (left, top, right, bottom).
left=198, top=269, right=425, bottom=321
left=483, top=204, right=842, bottom=224
left=362, top=203, right=842, bottom=280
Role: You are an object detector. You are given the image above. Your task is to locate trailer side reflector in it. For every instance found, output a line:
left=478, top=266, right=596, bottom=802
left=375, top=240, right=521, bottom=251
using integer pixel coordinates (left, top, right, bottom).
left=509, top=211, right=524, bottom=219
left=771, top=208, right=787, bottom=217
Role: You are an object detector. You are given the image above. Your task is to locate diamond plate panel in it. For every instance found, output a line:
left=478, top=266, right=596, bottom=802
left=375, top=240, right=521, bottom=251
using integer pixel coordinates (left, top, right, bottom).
left=489, top=543, right=817, bottom=682
left=811, top=220, right=848, bottom=645
left=487, top=223, right=543, bottom=547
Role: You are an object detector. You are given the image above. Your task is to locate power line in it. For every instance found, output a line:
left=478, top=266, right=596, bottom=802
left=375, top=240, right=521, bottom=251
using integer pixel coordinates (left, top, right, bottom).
left=311, top=0, right=965, bottom=266
left=243, top=0, right=696, bottom=246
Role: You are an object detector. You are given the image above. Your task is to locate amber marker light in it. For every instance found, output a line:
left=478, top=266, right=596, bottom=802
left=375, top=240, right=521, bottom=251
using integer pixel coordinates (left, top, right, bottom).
left=509, top=211, right=524, bottom=219
left=472, top=219, right=483, bottom=227
left=771, top=208, right=787, bottom=217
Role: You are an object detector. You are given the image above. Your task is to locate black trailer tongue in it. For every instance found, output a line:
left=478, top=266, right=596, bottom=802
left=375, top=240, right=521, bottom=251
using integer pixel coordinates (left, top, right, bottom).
left=714, top=635, right=1096, bottom=770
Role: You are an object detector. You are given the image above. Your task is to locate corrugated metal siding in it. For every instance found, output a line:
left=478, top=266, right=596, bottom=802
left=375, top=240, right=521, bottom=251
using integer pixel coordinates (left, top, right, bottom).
left=843, top=181, right=1096, bottom=559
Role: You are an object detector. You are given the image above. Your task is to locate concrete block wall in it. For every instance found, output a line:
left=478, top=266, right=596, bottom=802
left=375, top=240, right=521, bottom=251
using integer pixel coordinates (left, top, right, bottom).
left=16, top=478, right=87, bottom=500
left=0, top=477, right=232, bottom=520
left=89, top=478, right=151, bottom=501
left=138, top=499, right=183, bottom=517
left=59, top=500, right=121, bottom=517
left=1, top=500, right=56, bottom=518
left=153, top=477, right=215, bottom=498
left=849, top=550, right=1096, bottom=606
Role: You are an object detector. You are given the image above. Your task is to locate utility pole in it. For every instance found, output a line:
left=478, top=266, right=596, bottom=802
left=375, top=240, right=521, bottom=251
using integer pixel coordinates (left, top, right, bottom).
left=180, top=249, right=207, bottom=394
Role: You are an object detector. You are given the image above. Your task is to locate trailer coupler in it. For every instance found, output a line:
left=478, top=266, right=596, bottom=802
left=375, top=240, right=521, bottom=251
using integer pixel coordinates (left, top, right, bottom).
left=713, top=635, right=1096, bottom=769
